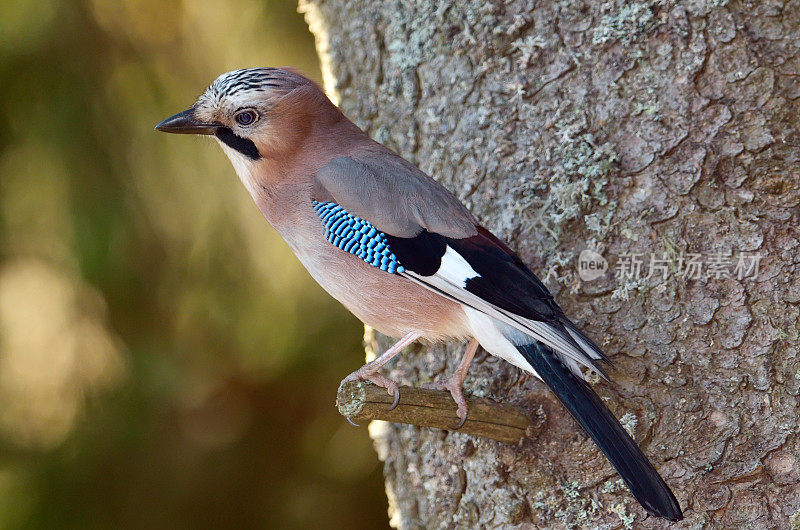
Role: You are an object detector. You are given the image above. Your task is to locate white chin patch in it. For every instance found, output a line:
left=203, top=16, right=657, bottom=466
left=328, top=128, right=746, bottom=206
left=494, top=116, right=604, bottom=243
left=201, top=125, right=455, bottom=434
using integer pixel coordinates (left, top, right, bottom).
left=218, top=141, right=260, bottom=196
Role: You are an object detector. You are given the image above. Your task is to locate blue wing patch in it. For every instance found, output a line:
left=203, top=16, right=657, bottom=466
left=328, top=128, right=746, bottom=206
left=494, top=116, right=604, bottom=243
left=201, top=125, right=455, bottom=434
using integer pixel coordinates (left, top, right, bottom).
left=312, top=201, right=406, bottom=274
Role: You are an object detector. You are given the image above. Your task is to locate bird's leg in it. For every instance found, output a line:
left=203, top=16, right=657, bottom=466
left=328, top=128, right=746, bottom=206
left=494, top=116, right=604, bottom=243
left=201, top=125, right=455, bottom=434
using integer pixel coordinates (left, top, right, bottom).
left=339, top=331, right=420, bottom=410
left=421, top=338, right=480, bottom=429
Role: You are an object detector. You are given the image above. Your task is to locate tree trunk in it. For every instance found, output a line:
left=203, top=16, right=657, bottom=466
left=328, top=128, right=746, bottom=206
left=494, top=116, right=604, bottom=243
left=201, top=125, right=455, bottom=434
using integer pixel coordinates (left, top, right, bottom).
left=301, top=1, right=800, bottom=527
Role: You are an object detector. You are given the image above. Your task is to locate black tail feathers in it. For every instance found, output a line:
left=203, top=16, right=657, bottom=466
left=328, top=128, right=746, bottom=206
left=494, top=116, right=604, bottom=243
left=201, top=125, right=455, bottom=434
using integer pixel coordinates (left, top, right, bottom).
left=517, top=342, right=683, bottom=521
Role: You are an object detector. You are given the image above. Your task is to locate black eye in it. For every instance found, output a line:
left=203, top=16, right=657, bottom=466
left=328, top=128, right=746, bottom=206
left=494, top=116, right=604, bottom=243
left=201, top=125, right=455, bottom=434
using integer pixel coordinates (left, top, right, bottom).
left=234, top=110, right=257, bottom=126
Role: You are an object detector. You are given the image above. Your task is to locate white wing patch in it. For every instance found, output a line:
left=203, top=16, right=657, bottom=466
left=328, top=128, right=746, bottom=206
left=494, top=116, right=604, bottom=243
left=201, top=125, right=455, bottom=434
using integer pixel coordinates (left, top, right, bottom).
left=437, top=246, right=480, bottom=286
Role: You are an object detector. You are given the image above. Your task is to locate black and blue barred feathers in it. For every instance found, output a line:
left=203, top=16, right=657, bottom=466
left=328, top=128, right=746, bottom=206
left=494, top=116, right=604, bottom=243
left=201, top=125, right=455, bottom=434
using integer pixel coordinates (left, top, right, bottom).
left=312, top=201, right=405, bottom=274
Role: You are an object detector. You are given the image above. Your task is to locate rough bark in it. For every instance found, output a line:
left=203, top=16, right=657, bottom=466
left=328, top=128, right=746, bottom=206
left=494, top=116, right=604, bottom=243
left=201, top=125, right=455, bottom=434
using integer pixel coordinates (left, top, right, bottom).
left=301, top=1, right=800, bottom=528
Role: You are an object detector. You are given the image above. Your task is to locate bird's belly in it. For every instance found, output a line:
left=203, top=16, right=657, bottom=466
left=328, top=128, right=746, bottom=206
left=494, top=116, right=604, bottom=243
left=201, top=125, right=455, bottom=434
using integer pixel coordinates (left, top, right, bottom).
left=286, top=223, right=470, bottom=341
left=462, top=307, right=538, bottom=376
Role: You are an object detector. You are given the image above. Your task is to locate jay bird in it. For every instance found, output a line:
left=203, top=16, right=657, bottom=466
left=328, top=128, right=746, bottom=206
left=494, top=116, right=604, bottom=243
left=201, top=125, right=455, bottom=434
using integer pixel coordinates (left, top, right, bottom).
left=156, top=67, right=682, bottom=521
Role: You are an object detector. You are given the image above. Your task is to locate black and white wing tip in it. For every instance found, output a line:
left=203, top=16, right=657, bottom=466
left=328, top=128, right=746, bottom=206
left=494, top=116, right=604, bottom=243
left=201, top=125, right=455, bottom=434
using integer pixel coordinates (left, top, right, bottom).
left=388, top=227, right=609, bottom=379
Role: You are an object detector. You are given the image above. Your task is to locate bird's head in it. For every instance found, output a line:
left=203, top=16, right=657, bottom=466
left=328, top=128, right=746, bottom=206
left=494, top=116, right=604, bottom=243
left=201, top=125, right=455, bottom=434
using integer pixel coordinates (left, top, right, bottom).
left=156, top=67, right=333, bottom=167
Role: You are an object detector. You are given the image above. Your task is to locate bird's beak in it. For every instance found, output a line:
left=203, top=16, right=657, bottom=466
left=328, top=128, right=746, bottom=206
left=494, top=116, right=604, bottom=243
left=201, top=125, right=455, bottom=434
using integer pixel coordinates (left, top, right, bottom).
left=154, top=108, right=221, bottom=135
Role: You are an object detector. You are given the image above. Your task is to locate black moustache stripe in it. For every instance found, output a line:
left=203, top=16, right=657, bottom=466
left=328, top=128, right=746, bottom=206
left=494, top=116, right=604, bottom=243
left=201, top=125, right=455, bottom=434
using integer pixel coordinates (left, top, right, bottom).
left=215, top=127, right=261, bottom=160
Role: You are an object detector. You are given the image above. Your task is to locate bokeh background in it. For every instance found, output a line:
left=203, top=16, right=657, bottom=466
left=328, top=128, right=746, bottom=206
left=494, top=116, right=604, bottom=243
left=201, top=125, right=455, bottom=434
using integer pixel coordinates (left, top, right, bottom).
left=0, top=0, right=388, bottom=527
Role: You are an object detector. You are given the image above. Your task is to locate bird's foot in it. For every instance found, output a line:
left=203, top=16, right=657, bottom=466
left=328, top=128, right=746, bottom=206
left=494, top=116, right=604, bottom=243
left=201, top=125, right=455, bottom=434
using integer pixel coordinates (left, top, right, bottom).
left=421, top=378, right=469, bottom=429
left=339, top=369, right=401, bottom=411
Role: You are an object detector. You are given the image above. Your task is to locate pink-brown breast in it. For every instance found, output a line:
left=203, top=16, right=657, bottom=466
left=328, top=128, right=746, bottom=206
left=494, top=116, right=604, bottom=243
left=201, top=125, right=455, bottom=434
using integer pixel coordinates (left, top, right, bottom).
left=275, top=204, right=471, bottom=341
left=232, top=136, right=471, bottom=342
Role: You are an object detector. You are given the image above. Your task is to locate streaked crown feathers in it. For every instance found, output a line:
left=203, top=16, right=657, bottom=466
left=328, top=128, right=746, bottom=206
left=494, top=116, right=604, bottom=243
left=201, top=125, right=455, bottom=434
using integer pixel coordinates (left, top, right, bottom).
left=199, top=67, right=308, bottom=104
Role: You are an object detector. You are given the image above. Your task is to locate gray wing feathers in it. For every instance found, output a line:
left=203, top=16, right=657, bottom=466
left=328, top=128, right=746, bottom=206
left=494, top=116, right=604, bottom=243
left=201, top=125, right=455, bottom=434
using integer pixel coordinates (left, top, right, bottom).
left=315, top=155, right=477, bottom=238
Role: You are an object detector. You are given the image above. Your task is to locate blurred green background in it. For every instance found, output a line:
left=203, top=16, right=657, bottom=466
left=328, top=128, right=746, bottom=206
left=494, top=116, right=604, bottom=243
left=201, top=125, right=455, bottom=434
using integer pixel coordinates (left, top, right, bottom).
left=0, top=0, right=389, bottom=528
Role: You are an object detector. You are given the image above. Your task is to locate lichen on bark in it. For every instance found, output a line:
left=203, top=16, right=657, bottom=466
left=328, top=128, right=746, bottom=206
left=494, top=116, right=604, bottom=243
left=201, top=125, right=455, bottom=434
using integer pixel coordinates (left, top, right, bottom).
left=302, top=0, right=800, bottom=527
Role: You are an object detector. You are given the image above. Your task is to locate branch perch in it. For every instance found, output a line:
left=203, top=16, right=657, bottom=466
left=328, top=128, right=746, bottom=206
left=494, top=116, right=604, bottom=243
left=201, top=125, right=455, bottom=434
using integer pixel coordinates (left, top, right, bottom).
left=336, top=381, right=539, bottom=444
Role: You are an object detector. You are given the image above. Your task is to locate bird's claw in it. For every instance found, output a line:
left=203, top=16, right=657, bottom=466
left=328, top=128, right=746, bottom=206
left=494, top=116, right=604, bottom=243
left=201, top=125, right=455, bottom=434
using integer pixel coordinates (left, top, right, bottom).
left=387, top=384, right=401, bottom=410
left=339, top=370, right=401, bottom=412
left=421, top=379, right=469, bottom=430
